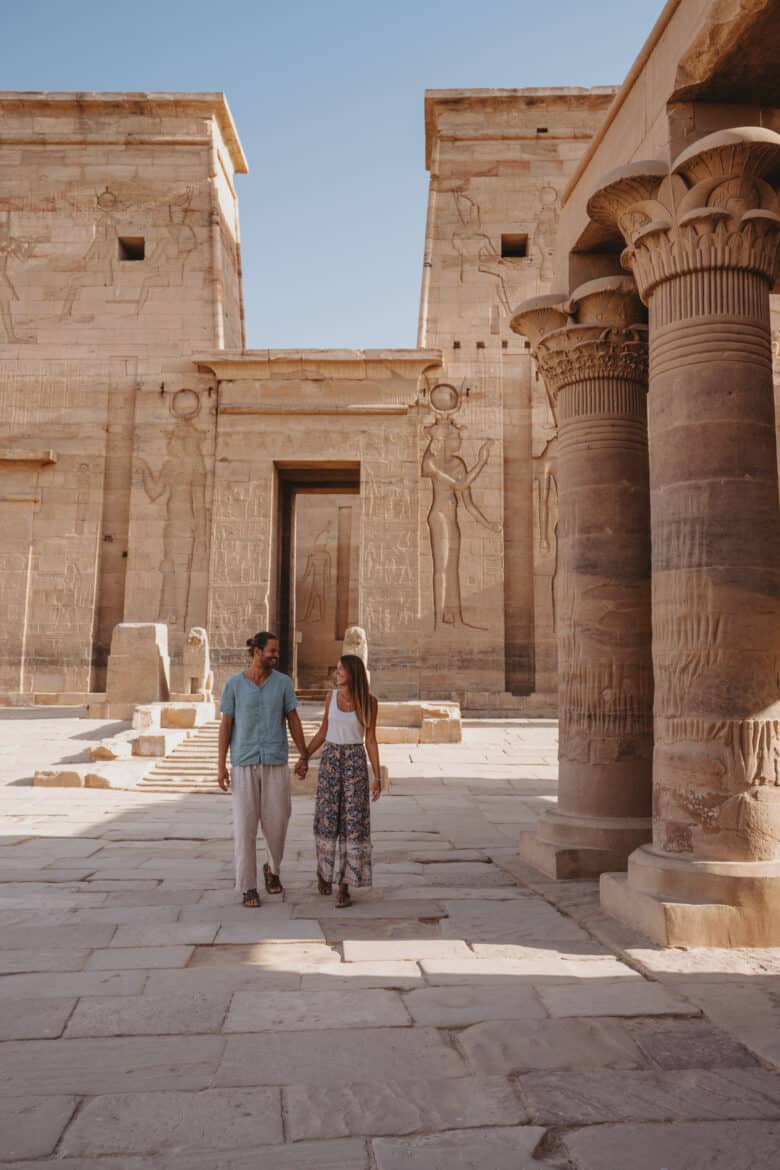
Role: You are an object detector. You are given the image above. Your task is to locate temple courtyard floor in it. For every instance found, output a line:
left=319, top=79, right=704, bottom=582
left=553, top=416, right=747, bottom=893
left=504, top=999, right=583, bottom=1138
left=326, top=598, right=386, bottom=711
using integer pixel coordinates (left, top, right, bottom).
left=1, top=710, right=780, bottom=1168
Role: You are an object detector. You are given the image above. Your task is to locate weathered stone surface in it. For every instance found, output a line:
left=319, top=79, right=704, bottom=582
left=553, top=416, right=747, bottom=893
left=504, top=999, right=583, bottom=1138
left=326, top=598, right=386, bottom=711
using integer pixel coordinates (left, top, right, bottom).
left=0, top=1138, right=370, bottom=1170
left=291, top=899, right=446, bottom=921
left=224, top=989, right=410, bottom=1032
left=561, top=1121, right=780, bottom=1170
left=215, top=918, right=325, bottom=943
left=0, top=922, right=116, bottom=949
left=0, top=948, right=89, bottom=974
left=520, top=1068, right=780, bottom=1124
left=441, top=898, right=589, bottom=942
left=403, top=985, right=546, bottom=1027
left=0, top=997, right=76, bottom=1041
left=0, top=1036, right=225, bottom=1095
left=536, top=978, right=698, bottom=1018
left=65, top=991, right=230, bottom=1037
left=0, top=1095, right=77, bottom=1160
left=86, top=945, right=194, bottom=969
left=341, top=939, right=471, bottom=962
left=626, top=1018, right=761, bottom=1070
left=0, top=970, right=147, bottom=1000
left=109, top=922, right=218, bottom=947
left=420, top=950, right=636, bottom=983
left=216, top=1028, right=465, bottom=1086
left=59, top=1088, right=283, bottom=1155
left=420, top=863, right=516, bottom=887
left=190, top=942, right=335, bottom=968
left=286, top=1076, right=526, bottom=1141
left=372, top=1126, right=547, bottom=1170
left=459, top=1018, right=644, bottom=1074
left=300, top=962, right=422, bottom=990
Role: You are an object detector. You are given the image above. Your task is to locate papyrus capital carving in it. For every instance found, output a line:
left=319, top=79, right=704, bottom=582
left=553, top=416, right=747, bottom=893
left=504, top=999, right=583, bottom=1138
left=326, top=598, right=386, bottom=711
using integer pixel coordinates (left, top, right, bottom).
left=588, top=128, right=780, bottom=301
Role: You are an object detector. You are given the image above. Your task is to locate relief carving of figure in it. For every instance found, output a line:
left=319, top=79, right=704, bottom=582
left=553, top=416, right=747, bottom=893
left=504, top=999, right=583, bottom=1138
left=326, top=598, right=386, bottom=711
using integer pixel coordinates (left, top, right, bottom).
left=135, top=189, right=197, bottom=316
left=532, top=185, right=560, bottom=284
left=422, top=384, right=501, bottom=629
left=300, top=526, right=332, bottom=623
left=138, top=393, right=207, bottom=631
left=60, top=187, right=120, bottom=322
left=0, top=214, right=37, bottom=342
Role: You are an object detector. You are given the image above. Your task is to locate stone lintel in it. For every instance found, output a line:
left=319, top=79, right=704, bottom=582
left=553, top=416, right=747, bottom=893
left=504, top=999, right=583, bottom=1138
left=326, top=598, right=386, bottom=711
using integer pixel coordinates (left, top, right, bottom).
left=0, top=449, right=57, bottom=466
left=194, top=349, right=443, bottom=382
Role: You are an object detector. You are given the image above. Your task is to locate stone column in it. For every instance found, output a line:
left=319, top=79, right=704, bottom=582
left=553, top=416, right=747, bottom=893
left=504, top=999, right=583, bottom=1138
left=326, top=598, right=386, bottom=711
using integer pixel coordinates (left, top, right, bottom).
left=511, top=279, right=653, bottom=878
left=589, top=127, right=780, bottom=945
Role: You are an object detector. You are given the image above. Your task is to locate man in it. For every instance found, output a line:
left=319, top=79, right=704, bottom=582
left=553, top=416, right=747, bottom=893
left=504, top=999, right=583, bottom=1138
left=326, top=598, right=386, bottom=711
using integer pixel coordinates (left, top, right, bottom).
left=218, top=631, right=308, bottom=907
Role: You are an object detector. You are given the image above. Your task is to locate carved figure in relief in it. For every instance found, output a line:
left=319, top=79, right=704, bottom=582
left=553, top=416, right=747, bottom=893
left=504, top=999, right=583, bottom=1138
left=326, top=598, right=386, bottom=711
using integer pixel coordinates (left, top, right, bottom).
left=135, top=190, right=197, bottom=316
left=422, top=384, right=501, bottom=629
left=138, top=391, right=207, bottom=631
left=60, top=188, right=120, bottom=322
left=342, top=626, right=369, bottom=678
left=74, top=463, right=90, bottom=535
left=532, top=185, right=560, bottom=283
left=301, top=526, right=332, bottom=623
left=0, top=215, right=37, bottom=342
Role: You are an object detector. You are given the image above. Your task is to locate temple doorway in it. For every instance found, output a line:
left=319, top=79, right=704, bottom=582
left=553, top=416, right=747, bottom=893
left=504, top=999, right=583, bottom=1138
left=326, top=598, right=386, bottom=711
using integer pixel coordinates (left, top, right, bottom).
left=276, top=464, right=361, bottom=689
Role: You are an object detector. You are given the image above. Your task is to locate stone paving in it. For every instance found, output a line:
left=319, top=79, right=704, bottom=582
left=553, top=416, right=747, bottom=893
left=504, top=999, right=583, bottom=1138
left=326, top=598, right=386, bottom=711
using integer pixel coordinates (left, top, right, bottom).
left=1, top=712, right=780, bottom=1167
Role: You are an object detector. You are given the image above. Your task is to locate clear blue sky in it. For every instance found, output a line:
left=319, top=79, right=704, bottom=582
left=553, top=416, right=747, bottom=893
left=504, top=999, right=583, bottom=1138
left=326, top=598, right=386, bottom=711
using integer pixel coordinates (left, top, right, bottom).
left=3, top=1, right=661, bottom=348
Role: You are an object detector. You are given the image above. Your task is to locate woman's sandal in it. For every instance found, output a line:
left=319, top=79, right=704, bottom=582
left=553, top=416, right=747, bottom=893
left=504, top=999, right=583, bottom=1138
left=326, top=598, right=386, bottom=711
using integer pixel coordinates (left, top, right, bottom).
left=263, top=862, right=283, bottom=895
left=335, top=886, right=352, bottom=909
left=317, top=873, right=332, bottom=896
left=242, top=888, right=261, bottom=908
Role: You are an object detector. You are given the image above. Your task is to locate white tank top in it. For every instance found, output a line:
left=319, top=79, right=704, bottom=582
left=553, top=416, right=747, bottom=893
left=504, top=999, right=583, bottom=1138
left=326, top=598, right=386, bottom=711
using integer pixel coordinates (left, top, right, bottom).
left=325, top=690, right=364, bottom=745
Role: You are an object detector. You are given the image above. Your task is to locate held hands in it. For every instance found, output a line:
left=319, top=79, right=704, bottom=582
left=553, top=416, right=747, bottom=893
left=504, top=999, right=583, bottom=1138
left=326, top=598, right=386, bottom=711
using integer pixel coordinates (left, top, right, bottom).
left=294, top=757, right=309, bottom=779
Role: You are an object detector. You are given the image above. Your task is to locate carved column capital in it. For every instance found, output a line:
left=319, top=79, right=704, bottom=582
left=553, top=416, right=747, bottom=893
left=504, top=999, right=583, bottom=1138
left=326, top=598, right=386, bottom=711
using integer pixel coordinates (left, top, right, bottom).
left=588, top=128, right=780, bottom=302
left=512, top=277, right=648, bottom=401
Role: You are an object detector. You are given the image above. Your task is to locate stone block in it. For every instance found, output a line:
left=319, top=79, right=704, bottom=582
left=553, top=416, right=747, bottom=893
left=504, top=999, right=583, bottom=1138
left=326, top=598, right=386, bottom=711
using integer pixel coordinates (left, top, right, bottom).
left=224, top=988, right=410, bottom=1031
left=65, top=991, right=231, bottom=1037
left=33, top=768, right=84, bottom=788
left=0, top=997, right=76, bottom=1041
left=372, top=1126, right=547, bottom=1170
left=286, top=1076, right=526, bottom=1141
left=106, top=623, right=170, bottom=708
left=561, top=1120, right=780, bottom=1170
left=402, top=985, right=546, bottom=1027
left=458, top=1018, right=644, bottom=1075
left=0, top=1095, right=78, bottom=1160
left=216, top=1027, right=466, bottom=1087
left=131, top=729, right=190, bottom=757
left=60, top=1088, right=283, bottom=1157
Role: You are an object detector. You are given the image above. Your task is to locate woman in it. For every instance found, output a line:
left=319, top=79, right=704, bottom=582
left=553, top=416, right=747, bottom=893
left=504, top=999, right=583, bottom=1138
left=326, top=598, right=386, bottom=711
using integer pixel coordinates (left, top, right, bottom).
left=301, top=654, right=381, bottom=908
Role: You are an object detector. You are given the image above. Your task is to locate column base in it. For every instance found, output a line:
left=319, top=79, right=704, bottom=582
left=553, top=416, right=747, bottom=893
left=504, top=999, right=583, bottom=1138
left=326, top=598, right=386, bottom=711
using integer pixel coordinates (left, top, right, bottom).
left=601, top=845, right=780, bottom=947
left=518, top=809, right=651, bottom=880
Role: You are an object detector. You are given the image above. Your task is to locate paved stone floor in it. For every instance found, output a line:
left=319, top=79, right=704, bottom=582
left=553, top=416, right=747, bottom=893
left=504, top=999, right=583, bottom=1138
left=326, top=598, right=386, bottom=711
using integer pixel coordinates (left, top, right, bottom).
left=1, top=711, right=780, bottom=1167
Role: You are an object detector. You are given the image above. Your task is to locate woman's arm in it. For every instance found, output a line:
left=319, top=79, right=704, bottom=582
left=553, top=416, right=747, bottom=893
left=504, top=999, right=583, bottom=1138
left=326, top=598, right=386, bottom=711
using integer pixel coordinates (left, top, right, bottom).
left=462, top=486, right=502, bottom=532
left=305, top=705, right=330, bottom=760
left=365, top=696, right=382, bottom=800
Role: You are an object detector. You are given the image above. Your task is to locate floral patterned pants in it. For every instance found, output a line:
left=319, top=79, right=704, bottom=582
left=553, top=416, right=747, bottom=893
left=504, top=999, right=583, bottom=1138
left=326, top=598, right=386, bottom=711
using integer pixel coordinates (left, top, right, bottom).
left=314, top=742, right=373, bottom=887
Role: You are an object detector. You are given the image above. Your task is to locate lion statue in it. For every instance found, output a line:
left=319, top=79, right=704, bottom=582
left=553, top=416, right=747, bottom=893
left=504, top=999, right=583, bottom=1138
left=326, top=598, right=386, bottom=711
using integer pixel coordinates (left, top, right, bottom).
left=183, top=627, right=214, bottom=699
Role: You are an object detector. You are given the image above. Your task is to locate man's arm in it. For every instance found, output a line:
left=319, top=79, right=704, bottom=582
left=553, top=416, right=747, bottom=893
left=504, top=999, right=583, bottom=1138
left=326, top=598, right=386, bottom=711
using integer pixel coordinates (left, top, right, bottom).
left=217, top=714, right=233, bottom=792
left=286, top=709, right=309, bottom=764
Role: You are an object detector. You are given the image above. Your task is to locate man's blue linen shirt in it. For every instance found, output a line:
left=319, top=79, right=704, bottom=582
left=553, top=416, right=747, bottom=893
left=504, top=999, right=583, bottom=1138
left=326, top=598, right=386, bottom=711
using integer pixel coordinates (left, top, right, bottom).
left=219, top=670, right=298, bottom=766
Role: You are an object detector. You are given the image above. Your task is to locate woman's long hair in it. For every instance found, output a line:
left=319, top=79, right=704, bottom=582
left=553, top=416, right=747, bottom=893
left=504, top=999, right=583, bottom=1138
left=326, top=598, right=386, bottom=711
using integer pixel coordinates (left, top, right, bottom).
left=339, top=654, right=373, bottom=730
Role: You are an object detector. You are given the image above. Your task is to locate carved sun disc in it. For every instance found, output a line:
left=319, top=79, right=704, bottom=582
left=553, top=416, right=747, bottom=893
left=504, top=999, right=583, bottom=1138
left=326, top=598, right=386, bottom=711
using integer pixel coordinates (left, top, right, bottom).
left=430, top=383, right=461, bottom=415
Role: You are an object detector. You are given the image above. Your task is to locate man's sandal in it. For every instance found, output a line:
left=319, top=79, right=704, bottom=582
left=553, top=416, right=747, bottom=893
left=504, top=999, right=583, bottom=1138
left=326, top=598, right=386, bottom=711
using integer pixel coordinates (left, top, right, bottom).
left=242, top=888, right=261, bottom=908
left=317, top=873, right=332, bottom=896
left=336, top=886, right=352, bottom=909
left=263, top=862, right=283, bottom=895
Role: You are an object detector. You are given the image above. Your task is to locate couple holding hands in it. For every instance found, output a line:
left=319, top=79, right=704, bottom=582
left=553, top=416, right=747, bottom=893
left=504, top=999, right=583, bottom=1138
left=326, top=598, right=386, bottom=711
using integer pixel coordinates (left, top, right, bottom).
left=218, top=631, right=381, bottom=911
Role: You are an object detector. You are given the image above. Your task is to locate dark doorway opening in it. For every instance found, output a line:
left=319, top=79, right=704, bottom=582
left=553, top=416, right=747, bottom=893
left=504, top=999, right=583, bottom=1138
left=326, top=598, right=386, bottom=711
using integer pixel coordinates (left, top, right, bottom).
left=275, top=463, right=361, bottom=686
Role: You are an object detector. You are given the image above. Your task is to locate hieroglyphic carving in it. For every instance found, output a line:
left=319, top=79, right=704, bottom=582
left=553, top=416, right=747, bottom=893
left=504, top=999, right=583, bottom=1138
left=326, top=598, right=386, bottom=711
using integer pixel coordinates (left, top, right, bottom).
left=209, top=478, right=269, bottom=648
left=74, top=463, right=90, bottom=535
left=138, top=390, right=207, bottom=631
left=421, top=383, right=501, bottom=630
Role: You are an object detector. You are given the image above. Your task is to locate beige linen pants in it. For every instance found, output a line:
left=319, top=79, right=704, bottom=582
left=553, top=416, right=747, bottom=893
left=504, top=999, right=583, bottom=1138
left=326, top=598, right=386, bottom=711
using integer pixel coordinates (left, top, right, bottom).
left=231, top=764, right=291, bottom=892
